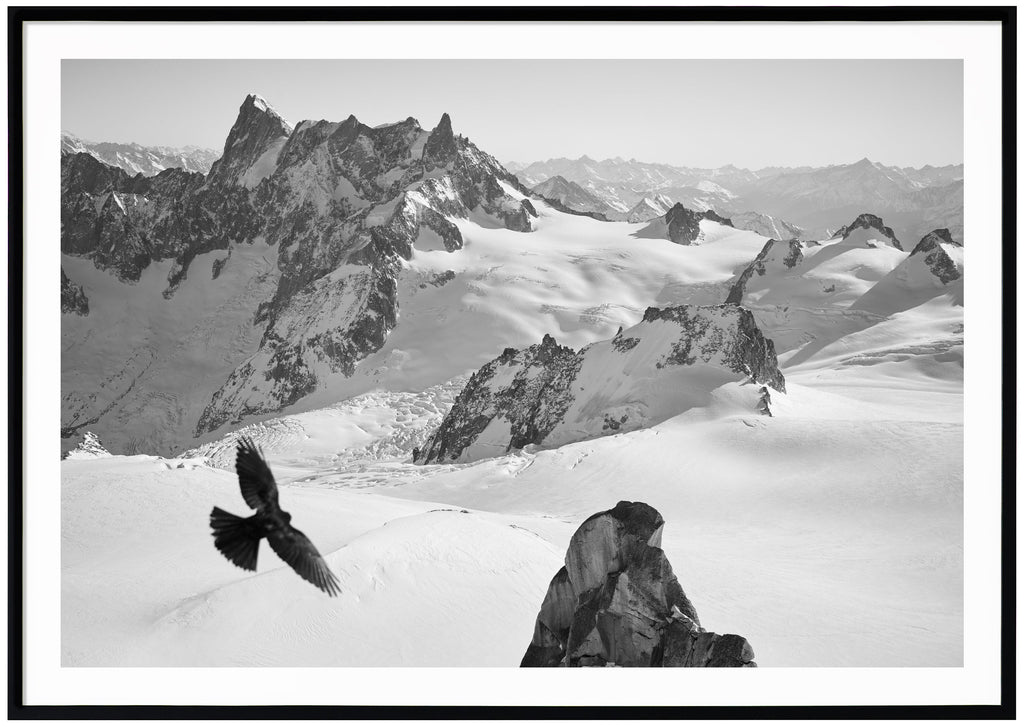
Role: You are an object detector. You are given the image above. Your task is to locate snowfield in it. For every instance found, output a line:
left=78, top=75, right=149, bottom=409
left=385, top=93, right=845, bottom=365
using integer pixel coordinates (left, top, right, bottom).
left=62, top=199, right=963, bottom=667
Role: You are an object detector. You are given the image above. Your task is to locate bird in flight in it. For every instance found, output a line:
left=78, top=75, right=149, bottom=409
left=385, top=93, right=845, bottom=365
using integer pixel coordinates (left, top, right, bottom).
left=209, top=437, right=340, bottom=596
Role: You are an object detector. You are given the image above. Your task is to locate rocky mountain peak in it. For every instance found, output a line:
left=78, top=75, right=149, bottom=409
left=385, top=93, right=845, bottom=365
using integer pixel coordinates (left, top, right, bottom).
left=530, top=176, right=612, bottom=220
left=241, top=93, right=291, bottom=130
left=206, top=94, right=293, bottom=186
left=521, top=501, right=757, bottom=667
left=905, top=228, right=963, bottom=285
left=834, top=212, right=903, bottom=250
left=622, top=196, right=668, bottom=223
left=536, top=175, right=571, bottom=192
left=62, top=431, right=112, bottom=459
left=422, top=112, right=457, bottom=166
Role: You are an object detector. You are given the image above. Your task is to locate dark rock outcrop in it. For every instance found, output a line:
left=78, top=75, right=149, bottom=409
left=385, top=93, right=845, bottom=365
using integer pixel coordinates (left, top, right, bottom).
left=725, top=238, right=805, bottom=305
left=422, top=113, right=459, bottom=168
left=634, top=203, right=734, bottom=245
left=664, top=203, right=733, bottom=245
left=415, top=334, right=582, bottom=464
left=757, top=386, right=773, bottom=417
left=834, top=213, right=903, bottom=250
left=909, top=228, right=962, bottom=284
left=641, top=305, right=786, bottom=392
left=521, top=501, right=756, bottom=668
left=415, top=304, right=784, bottom=464
left=61, top=268, right=89, bottom=315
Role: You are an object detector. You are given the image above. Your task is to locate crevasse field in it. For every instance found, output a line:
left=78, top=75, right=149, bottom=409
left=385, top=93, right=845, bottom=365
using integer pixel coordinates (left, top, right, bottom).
left=61, top=199, right=963, bottom=667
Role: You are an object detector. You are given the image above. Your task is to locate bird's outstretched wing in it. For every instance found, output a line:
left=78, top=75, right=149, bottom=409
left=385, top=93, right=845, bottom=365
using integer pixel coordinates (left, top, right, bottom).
left=235, top=436, right=280, bottom=512
left=267, top=525, right=341, bottom=597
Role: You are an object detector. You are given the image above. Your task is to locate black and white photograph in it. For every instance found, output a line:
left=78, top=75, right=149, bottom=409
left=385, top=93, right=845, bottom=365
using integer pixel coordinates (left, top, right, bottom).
left=12, top=7, right=1012, bottom=716
left=58, top=55, right=968, bottom=668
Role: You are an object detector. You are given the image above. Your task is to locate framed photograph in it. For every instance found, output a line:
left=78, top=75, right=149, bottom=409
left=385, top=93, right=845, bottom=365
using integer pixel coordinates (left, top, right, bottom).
left=10, top=4, right=1014, bottom=719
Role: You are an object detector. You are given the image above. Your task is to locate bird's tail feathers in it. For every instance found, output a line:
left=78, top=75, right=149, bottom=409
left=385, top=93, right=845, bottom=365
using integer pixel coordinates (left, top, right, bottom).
left=210, top=506, right=259, bottom=571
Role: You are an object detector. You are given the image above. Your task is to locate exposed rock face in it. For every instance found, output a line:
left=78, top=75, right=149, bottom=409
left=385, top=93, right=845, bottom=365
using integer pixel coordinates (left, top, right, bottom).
left=61, top=95, right=536, bottom=437
left=834, top=213, right=903, bottom=250
left=60, top=149, right=251, bottom=284
left=414, top=334, right=582, bottom=463
left=61, top=268, right=89, bottom=315
left=206, top=94, right=293, bottom=187
left=421, top=112, right=458, bottom=167
left=909, top=228, right=962, bottom=284
left=521, top=501, right=756, bottom=667
left=416, top=304, right=784, bottom=464
left=726, top=238, right=806, bottom=305
left=641, top=306, right=786, bottom=390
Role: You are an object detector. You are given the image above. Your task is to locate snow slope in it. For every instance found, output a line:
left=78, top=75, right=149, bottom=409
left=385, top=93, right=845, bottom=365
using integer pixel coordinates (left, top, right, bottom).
left=62, top=455, right=561, bottom=666
left=63, top=349, right=962, bottom=667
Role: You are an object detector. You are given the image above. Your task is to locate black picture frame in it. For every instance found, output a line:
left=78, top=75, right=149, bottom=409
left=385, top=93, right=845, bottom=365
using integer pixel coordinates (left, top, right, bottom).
left=9, top=4, right=1016, bottom=719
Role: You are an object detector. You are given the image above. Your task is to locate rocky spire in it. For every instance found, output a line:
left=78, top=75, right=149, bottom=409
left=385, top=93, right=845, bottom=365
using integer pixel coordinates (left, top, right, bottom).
left=206, top=94, right=293, bottom=187
left=422, top=112, right=457, bottom=167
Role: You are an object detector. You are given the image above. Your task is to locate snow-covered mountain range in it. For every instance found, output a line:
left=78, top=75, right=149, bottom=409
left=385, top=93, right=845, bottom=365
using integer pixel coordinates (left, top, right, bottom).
left=61, top=131, right=220, bottom=176
left=517, top=155, right=963, bottom=243
left=62, top=94, right=536, bottom=453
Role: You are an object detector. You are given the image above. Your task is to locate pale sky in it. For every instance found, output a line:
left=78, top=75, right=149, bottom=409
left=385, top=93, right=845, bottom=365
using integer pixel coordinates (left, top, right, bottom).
left=62, top=59, right=963, bottom=169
